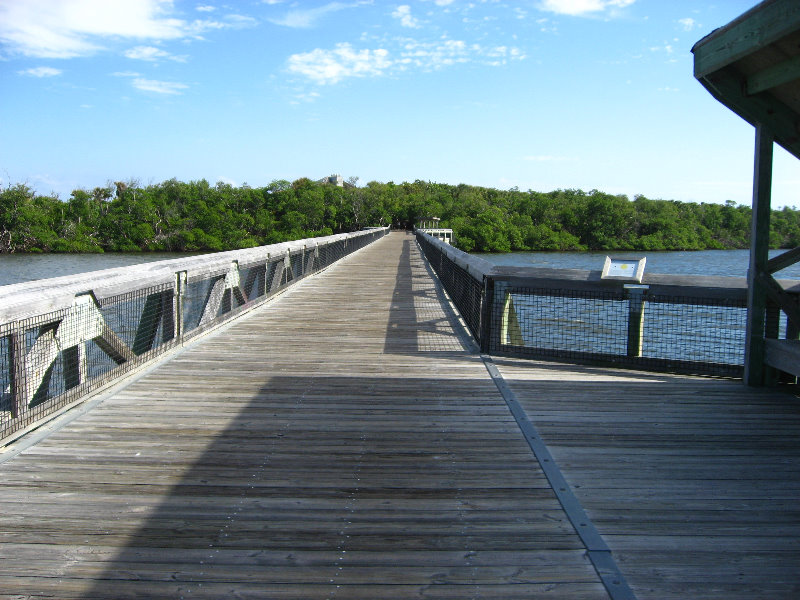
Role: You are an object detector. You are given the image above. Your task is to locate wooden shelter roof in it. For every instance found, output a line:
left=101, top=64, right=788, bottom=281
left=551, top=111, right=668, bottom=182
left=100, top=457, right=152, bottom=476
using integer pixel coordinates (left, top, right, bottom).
left=692, top=0, right=800, bottom=161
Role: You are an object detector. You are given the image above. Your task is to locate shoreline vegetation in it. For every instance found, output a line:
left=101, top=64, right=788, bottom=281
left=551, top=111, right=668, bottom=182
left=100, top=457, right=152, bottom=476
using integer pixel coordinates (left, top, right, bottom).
left=2, top=178, right=799, bottom=254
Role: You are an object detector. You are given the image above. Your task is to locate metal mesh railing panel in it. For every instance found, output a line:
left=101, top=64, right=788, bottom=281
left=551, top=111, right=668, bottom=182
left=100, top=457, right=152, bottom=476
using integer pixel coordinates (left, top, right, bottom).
left=641, top=296, right=747, bottom=366
left=183, top=276, right=220, bottom=334
left=240, top=262, right=267, bottom=302
left=416, top=234, right=483, bottom=342
left=290, top=251, right=303, bottom=280
left=489, top=286, right=747, bottom=376
left=265, top=258, right=281, bottom=294
left=0, top=283, right=176, bottom=440
left=0, top=335, right=10, bottom=417
left=492, top=287, right=629, bottom=356
left=99, top=286, right=174, bottom=354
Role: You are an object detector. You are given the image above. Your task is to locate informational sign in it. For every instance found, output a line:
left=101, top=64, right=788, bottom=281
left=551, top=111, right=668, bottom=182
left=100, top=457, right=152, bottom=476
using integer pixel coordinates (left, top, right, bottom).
left=601, top=256, right=646, bottom=283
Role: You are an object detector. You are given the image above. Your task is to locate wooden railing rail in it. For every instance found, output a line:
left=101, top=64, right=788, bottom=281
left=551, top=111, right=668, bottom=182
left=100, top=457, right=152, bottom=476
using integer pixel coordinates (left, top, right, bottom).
left=0, top=228, right=389, bottom=444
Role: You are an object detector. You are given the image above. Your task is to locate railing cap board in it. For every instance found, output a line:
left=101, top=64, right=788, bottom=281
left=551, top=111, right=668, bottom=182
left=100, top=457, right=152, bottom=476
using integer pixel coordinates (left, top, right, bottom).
left=418, top=231, right=494, bottom=279
left=0, top=228, right=387, bottom=324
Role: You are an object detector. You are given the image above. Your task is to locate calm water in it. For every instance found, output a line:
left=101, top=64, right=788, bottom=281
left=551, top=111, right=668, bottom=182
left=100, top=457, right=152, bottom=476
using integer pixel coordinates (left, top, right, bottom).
left=3, top=249, right=800, bottom=288
left=0, top=252, right=200, bottom=287
left=475, top=249, right=800, bottom=279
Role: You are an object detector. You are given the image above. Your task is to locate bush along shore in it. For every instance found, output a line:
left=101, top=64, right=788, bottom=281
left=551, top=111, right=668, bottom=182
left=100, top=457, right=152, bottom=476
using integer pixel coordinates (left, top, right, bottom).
left=2, top=177, right=799, bottom=254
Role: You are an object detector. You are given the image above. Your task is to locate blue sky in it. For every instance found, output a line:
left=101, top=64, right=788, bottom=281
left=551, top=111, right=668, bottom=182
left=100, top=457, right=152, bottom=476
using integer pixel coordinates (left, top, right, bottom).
left=2, top=0, right=799, bottom=208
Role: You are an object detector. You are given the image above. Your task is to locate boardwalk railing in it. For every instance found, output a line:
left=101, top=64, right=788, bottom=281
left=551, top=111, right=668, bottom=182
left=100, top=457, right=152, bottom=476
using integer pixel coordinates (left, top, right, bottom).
left=417, top=230, right=800, bottom=378
left=0, top=228, right=389, bottom=443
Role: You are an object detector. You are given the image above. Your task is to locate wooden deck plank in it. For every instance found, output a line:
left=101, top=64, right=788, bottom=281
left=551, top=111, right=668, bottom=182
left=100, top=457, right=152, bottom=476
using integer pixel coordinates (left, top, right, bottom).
left=495, top=357, right=800, bottom=600
left=0, top=233, right=609, bottom=599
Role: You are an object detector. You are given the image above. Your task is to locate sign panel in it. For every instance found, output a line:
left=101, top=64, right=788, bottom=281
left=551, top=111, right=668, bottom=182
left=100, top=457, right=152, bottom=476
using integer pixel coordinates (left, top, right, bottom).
left=601, top=256, right=646, bottom=283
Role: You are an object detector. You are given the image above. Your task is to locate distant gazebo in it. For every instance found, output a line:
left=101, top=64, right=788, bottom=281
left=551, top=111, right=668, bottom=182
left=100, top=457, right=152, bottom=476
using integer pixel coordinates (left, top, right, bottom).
left=415, top=217, right=453, bottom=245
left=417, top=216, right=440, bottom=229
left=692, top=0, right=800, bottom=385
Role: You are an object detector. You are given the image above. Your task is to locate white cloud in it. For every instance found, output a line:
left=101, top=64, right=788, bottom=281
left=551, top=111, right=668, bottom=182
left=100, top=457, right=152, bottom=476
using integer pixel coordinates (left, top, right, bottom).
left=18, top=66, right=62, bottom=77
left=222, top=14, right=258, bottom=28
left=0, top=0, right=185, bottom=58
left=125, top=45, right=169, bottom=61
left=112, top=70, right=142, bottom=77
left=397, top=39, right=469, bottom=69
left=287, top=43, right=391, bottom=84
left=196, top=4, right=216, bottom=11
left=124, top=44, right=188, bottom=62
left=397, top=38, right=525, bottom=70
left=392, top=5, right=420, bottom=29
left=132, top=77, right=188, bottom=94
left=0, top=0, right=252, bottom=59
left=538, top=0, right=635, bottom=17
left=678, top=17, right=696, bottom=31
left=288, top=36, right=526, bottom=86
left=270, top=2, right=361, bottom=28
left=291, top=90, right=322, bottom=104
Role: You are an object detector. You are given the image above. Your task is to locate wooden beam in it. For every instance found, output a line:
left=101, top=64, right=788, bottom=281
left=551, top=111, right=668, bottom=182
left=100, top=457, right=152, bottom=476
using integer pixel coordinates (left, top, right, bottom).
left=693, top=0, right=800, bottom=79
left=744, top=125, right=774, bottom=386
left=747, top=54, right=800, bottom=95
left=767, top=245, right=800, bottom=273
left=764, top=338, right=800, bottom=377
left=756, top=271, right=800, bottom=330
left=93, top=323, right=136, bottom=365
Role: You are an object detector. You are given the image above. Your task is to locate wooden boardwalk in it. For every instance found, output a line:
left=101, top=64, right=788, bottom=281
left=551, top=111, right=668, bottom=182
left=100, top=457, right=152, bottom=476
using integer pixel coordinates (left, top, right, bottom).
left=494, top=359, right=800, bottom=599
left=0, top=231, right=799, bottom=599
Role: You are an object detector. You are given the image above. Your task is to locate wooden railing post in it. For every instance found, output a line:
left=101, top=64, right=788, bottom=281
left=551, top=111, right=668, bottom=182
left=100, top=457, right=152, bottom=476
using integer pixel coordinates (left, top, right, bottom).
left=624, top=284, right=649, bottom=358
left=9, top=329, right=27, bottom=419
left=480, top=277, right=494, bottom=354
left=175, top=271, right=187, bottom=341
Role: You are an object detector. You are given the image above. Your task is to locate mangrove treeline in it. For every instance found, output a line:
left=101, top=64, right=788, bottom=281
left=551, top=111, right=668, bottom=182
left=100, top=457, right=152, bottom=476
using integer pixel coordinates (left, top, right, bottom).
left=2, top=177, right=799, bottom=254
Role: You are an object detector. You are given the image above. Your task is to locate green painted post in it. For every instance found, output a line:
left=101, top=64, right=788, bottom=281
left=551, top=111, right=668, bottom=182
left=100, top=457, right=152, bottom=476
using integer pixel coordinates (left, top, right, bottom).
left=626, top=289, right=646, bottom=358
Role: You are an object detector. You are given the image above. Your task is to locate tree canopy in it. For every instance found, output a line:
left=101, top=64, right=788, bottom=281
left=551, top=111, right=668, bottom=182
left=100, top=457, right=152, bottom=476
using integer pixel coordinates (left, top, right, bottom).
left=1, top=178, right=798, bottom=254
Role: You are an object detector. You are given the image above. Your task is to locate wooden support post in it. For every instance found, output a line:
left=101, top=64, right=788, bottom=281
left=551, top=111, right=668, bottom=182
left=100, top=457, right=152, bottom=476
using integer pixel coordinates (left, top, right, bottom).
left=8, top=331, right=27, bottom=419
left=625, top=286, right=648, bottom=358
left=744, top=124, right=774, bottom=386
left=501, top=293, right=523, bottom=346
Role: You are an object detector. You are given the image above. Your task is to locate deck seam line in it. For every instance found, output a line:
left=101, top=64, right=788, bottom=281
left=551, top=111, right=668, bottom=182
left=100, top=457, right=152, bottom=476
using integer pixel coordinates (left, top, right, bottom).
left=480, top=354, right=637, bottom=600
left=412, top=238, right=637, bottom=599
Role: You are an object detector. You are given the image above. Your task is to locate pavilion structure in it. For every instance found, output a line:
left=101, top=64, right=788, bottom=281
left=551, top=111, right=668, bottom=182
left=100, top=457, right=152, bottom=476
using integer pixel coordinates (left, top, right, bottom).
left=416, top=216, right=454, bottom=245
left=693, top=0, right=800, bottom=385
